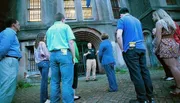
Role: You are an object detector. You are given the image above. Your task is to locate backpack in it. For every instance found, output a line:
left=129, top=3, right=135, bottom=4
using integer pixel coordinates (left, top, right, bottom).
left=173, top=22, right=180, bottom=43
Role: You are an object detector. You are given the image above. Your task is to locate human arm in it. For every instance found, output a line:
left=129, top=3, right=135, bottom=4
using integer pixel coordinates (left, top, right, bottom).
left=0, top=32, right=14, bottom=60
left=153, top=21, right=162, bottom=53
left=152, top=28, right=156, bottom=36
left=69, top=40, right=75, bottom=64
left=39, top=41, right=50, bottom=59
left=116, top=19, right=124, bottom=52
left=116, top=29, right=124, bottom=52
left=98, top=43, right=104, bottom=63
left=66, top=25, right=76, bottom=63
left=83, top=50, right=90, bottom=56
left=96, top=50, right=99, bottom=55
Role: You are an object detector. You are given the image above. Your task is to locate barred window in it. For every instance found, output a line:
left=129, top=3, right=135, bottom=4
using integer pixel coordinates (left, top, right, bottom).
left=111, top=0, right=120, bottom=19
left=64, top=0, right=76, bottom=20
left=82, top=0, right=93, bottom=20
left=28, top=0, right=41, bottom=22
left=166, top=0, right=177, bottom=5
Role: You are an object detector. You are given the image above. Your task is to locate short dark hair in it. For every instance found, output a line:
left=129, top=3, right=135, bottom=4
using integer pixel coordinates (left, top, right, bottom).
left=55, top=13, right=65, bottom=21
left=119, top=8, right=129, bottom=14
left=5, top=18, right=17, bottom=27
left=101, top=33, right=109, bottom=40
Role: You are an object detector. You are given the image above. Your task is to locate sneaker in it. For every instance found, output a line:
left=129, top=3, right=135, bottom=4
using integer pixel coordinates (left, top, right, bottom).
left=165, top=77, right=174, bottom=81
left=92, top=78, right=98, bottom=81
left=45, top=99, right=50, bottom=103
left=107, top=89, right=118, bottom=92
left=74, top=96, right=81, bottom=101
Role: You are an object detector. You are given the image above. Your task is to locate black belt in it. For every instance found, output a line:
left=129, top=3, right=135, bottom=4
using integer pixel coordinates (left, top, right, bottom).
left=43, top=60, right=49, bottom=61
left=51, top=49, right=70, bottom=52
left=6, top=55, right=20, bottom=60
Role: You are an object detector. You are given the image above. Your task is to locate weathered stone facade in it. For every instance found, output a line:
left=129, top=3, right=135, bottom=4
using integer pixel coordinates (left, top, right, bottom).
left=0, top=0, right=180, bottom=80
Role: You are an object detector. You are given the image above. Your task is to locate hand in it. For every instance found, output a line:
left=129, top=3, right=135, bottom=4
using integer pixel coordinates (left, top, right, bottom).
left=73, top=58, right=76, bottom=65
left=153, top=47, right=158, bottom=53
left=121, top=49, right=124, bottom=52
left=87, top=51, right=91, bottom=54
left=96, top=51, right=99, bottom=55
left=152, top=28, right=156, bottom=35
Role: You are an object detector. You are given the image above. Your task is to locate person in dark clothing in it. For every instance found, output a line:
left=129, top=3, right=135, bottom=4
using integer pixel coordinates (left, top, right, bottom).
left=84, top=43, right=97, bottom=82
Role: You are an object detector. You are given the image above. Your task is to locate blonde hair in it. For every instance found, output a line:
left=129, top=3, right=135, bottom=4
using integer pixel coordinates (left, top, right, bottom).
left=153, top=9, right=176, bottom=30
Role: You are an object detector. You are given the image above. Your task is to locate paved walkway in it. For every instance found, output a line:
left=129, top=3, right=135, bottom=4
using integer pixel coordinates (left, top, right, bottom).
left=12, top=69, right=180, bottom=103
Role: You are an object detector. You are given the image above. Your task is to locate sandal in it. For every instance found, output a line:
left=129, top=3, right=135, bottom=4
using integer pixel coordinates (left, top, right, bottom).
left=170, top=87, right=180, bottom=96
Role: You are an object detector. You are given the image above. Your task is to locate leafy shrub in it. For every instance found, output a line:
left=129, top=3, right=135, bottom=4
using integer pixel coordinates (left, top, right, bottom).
left=17, top=81, right=32, bottom=89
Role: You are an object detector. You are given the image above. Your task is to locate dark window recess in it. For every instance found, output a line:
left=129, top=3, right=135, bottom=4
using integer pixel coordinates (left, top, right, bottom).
left=111, top=0, right=120, bottom=19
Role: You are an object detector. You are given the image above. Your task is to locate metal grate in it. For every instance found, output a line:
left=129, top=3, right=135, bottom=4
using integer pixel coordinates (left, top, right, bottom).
left=27, top=46, right=38, bottom=72
left=28, top=0, right=41, bottom=21
left=64, top=0, right=76, bottom=20
left=110, top=0, right=120, bottom=19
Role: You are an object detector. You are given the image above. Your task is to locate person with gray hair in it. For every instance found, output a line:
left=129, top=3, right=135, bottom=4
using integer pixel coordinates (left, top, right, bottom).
left=46, top=13, right=75, bottom=103
left=98, top=33, right=118, bottom=92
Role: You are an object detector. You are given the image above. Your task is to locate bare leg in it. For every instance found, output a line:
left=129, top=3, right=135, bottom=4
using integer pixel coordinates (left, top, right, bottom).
left=163, top=58, right=180, bottom=93
left=163, top=58, right=180, bottom=86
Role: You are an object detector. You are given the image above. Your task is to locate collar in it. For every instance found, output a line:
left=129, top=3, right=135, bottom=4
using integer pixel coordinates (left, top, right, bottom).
left=6, top=28, right=16, bottom=34
left=124, top=13, right=130, bottom=16
left=54, top=21, right=63, bottom=25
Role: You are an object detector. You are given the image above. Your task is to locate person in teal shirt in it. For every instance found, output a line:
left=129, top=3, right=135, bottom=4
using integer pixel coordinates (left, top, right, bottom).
left=46, top=13, right=75, bottom=103
left=73, top=42, right=81, bottom=100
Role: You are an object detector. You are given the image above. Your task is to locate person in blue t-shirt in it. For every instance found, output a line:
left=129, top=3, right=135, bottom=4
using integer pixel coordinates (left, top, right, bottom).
left=116, top=8, right=155, bottom=103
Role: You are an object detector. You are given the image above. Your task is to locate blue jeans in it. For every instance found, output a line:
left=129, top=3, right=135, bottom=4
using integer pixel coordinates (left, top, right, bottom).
left=38, top=60, right=50, bottom=103
left=50, top=50, right=74, bottom=103
left=0, top=57, right=19, bottom=103
left=103, top=64, right=118, bottom=92
left=123, top=48, right=153, bottom=102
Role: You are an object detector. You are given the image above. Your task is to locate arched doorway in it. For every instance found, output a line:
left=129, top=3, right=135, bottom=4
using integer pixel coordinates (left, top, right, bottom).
left=73, top=27, right=102, bottom=75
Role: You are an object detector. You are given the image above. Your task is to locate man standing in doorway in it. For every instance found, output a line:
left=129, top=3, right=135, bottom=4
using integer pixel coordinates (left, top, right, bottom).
left=0, top=18, right=21, bottom=103
left=116, top=8, right=155, bottom=103
left=84, top=42, right=97, bottom=82
left=46, top=13, right=75, bottom=103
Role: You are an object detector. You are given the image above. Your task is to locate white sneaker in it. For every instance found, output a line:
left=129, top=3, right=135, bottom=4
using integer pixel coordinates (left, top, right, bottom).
left=165, top=77, right=174, bottom=81
left=45, top=99, right=50, bottom=103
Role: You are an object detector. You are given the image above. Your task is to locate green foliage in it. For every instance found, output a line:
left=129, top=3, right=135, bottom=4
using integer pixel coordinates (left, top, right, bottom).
left=115, top=67, right=127, bottom=74
left=17, top=81, right=32, bottom=89
left=148, top=66, right=164, bottom=70
left=48, top=77, right=51, bottom=84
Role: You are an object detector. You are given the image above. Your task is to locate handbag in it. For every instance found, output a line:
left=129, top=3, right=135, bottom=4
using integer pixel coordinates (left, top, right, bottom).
left=173, top=22, right=180, bottom=43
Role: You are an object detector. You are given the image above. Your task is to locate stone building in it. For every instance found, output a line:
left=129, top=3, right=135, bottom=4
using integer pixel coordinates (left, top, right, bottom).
left=0, top=0, right=180, bottom=80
